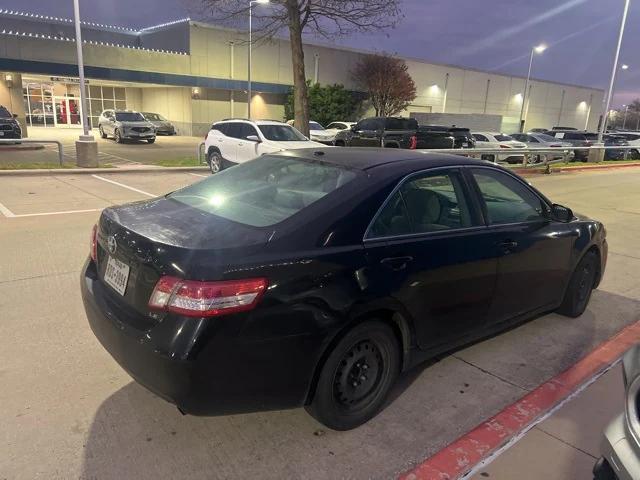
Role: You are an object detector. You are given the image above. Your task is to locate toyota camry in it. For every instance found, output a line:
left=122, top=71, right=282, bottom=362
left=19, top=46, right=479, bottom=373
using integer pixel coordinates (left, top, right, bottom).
left=82, top=148, right=607, bottom=430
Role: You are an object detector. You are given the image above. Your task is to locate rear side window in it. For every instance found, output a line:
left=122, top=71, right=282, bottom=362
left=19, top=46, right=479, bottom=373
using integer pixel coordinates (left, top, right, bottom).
left=385, top=118, right=418, bottom=130
left=168, top=157, right=358, bottom=227
left=213, top=123, right=228, bottom=135
left=473, top=134, right=489, bottom=142
left=565, top=133, right=585, bottom=140
left=471, top=169, right=546, bottom=225
left=367, top=171, right=472, bottom=238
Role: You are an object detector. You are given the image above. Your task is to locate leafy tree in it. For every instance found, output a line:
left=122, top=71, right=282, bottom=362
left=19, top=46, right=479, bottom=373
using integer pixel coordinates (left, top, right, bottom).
left=285, top=82, right=364, bottom=126
left=352, top=53, right=417, bottom=117
left=198, top=0, right=401, bottom=135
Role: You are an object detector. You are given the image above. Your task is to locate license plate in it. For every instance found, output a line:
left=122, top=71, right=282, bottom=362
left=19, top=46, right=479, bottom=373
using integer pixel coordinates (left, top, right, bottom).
left=104, top=256, right=130, bottom=296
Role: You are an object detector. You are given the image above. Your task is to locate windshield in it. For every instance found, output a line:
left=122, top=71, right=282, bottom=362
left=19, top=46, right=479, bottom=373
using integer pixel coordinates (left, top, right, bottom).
left=535, top=133, right=560, bottom=142
left=309, top=122, right=325, bottom=131
left=115, top=112, right=145, bottom=122
left=0, top=106, right=12, bottom=118
left=142, top=113, right=165, bottom=121
left=168, top=157, right=358, bottom=227
left=258, top=125, right=308, bottom=141
left=494, top=134, right=514, bottom=142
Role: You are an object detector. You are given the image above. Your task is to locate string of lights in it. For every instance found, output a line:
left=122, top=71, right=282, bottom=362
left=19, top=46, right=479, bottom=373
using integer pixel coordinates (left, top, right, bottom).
left=0, top=29, right=188, bottom=55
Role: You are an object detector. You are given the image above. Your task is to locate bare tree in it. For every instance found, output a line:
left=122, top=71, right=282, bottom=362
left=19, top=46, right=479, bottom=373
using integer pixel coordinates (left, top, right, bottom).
left=197, top=0, right=401, bottom=135
left=352, top=53, right=417, bottom=117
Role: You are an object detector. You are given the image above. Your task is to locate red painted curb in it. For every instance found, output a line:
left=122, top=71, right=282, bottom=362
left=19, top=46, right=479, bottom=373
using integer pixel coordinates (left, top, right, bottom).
left=399, top=320, right=640, bottom=480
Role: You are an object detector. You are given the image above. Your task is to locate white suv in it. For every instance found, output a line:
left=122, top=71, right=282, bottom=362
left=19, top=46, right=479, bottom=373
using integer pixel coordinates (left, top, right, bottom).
left=204, top=119, right=325, bottom=173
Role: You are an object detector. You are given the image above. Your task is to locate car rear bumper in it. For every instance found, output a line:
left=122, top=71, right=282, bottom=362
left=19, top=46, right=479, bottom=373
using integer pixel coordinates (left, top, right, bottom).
left=599, top=414, right=640, bottom=480
left=81, top=259, right=324, bottom=415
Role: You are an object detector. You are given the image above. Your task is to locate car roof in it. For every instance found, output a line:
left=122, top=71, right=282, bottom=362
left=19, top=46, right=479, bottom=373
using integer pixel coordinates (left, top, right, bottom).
left=274, top=147, right=487, bottom=172
left=216, top=119, right=287, bottom=126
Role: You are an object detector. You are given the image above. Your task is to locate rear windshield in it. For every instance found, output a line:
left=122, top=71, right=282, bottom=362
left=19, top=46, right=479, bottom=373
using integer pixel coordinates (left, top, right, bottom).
left=115, top=112, right=145, bottom=122
left=258, top=125, right=307, bottom=141
left=494, top=134, right=514, bottom=141
left=142, top=113, right=165, bottom=121
left=0, top=106, right=11, bottom=118
left=168, top=157, right=358, bottom=227
left=535, top=133, right=559, bottom=142
left=309, top=122, right=324, bottom=131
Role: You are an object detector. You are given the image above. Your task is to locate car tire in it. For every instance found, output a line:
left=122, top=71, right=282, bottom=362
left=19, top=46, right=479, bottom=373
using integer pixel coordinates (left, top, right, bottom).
left=208, top=150, right=223, bottom=174
left=99, top=126, right=107, bottom=139
left=147, top=138, right=156, bottom=144
left=593, top=457, right=617, bottom=480
left=557, top=250, right=599, bottom=318
left=305, top=320, right=400, bottom=431
left=114, top=129, right=123, bottom=144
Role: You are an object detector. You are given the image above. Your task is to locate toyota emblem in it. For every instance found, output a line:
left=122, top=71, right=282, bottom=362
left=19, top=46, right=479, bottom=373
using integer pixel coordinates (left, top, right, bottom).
left=107, top=235, right=117, bottom=254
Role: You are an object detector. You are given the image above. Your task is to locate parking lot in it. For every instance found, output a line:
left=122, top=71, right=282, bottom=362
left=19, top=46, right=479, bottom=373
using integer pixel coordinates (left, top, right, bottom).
left=0, top=127, right=203, bottom=168
left=1, top=167, right=640, bottom=479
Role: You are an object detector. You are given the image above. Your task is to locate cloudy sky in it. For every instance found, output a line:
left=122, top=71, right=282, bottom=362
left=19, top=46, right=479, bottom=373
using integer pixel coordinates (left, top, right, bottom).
left=3, top=0, right=639, bottom=106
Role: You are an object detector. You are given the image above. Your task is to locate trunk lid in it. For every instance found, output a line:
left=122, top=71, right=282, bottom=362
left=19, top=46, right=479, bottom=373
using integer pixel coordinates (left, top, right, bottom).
left=96, top=197, right=271, bottom=316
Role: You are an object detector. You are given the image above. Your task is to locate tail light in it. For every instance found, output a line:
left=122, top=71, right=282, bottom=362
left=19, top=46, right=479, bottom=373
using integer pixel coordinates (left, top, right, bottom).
left=149, top=276, right=267, bottom=317
left=90, top=224, right=98, bottom=263
left=409, top=135, right=417, bottom=149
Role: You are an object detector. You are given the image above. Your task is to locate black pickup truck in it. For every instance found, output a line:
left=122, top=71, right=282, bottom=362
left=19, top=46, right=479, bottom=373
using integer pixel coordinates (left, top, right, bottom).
left=342, top=117, right=474, bottom=150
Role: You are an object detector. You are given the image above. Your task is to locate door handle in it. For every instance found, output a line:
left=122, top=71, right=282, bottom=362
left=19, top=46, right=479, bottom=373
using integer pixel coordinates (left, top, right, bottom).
left=498, top=240, right=518, bottom=252
left=380, top=256, right=414, bottom=271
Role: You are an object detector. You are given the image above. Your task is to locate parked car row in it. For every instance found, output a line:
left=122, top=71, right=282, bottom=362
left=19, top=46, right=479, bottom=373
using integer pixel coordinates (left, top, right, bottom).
left=97, top=109, right=177, bottom=144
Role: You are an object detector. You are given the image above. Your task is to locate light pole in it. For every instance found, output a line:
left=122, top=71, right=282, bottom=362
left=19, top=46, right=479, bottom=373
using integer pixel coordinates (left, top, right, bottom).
left=72, top=0, right=91, bottom=138
left=519, top=43, right=546, bottom=132
left=248, top=0, right=269, bottom=119
left=623, top=104, right=629, bottom=129
left=598, top=0, right=630, bottom=142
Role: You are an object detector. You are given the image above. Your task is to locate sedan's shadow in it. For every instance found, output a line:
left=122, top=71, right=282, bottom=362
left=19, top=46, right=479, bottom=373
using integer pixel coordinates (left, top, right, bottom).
left=80, top=290, right=640, bottom=480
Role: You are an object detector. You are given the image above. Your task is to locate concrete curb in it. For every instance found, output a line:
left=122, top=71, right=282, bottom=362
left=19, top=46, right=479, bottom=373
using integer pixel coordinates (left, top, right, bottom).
left=512, top=161, right=640, bottom=176
left=0, top=165, right=210, bottom=176
left=0, top=144, right=46, bottom=151
left=398, top=320, right=640, bottom=480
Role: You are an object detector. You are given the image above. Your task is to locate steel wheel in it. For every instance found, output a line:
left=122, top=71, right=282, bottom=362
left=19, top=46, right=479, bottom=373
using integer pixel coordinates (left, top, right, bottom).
left=305, top=320, right=399, bottom=430
left=333, top=340, right=383, bottom=408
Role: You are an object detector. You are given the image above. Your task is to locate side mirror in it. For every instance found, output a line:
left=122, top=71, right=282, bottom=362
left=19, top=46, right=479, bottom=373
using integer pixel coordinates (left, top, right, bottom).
left=12, top=113, right=18, bottom=119
left=351, top=125, right=358, bottom=132
left=246, top=135, right=261, bottom=143
left=551, top=203, right=573, bottom=223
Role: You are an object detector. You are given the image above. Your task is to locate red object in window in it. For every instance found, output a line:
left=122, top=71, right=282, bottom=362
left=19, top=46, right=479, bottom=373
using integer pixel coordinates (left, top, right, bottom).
left=409, top=135, right=418, bottom=150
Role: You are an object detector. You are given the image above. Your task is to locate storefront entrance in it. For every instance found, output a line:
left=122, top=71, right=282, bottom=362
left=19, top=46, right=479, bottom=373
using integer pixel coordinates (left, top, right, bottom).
left=53, top=97, right=81, bottom=127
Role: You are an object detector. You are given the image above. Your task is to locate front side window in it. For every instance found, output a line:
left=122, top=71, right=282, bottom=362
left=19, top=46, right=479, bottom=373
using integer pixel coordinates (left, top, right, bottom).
left=240, top=123, right=259, bottom=139
left=115, top=112, right=145, bottom=122
left=168, top=157, right=358, bottom=227
left=471, top=169, right=546, bottom=225
left=367, top=170, right=472, bottom=238
left=258, top=124, right=307, bottom=141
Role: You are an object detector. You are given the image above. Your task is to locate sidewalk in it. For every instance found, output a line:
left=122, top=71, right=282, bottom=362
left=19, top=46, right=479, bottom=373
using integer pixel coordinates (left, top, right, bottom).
left=470, top=364, right=624, bottom=479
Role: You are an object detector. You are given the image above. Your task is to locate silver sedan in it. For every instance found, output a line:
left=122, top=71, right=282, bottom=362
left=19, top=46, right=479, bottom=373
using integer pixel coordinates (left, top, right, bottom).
left=510, top=132, right=574, bottom=162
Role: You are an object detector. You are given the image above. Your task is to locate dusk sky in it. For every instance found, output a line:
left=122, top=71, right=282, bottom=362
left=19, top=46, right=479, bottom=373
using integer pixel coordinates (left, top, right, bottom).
left=3, top=0, right=639, bottom=107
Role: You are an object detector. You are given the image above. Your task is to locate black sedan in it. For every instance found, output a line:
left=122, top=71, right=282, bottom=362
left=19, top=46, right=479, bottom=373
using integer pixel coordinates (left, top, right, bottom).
left=82, top=148, right=607, bottom=430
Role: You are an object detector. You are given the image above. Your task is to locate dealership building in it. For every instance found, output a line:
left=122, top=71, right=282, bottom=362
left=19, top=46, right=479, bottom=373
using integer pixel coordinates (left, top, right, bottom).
left=0, top=9, right=604, bottom=138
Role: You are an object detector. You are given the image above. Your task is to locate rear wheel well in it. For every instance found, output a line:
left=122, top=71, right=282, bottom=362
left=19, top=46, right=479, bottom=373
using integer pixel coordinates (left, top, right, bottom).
left=305, top=309, right=411, bottom=405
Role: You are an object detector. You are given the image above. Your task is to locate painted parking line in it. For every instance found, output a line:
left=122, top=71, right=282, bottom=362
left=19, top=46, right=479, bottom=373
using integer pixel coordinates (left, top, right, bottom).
left=0, top=200, right=16, bottom=217
left=189, top=173, right=208, bottom=178
left=91, top=174, right=156, bottom=197
left=0, top=200, right=102, bottom=218
left=399, top=320, right=640, bottom=480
